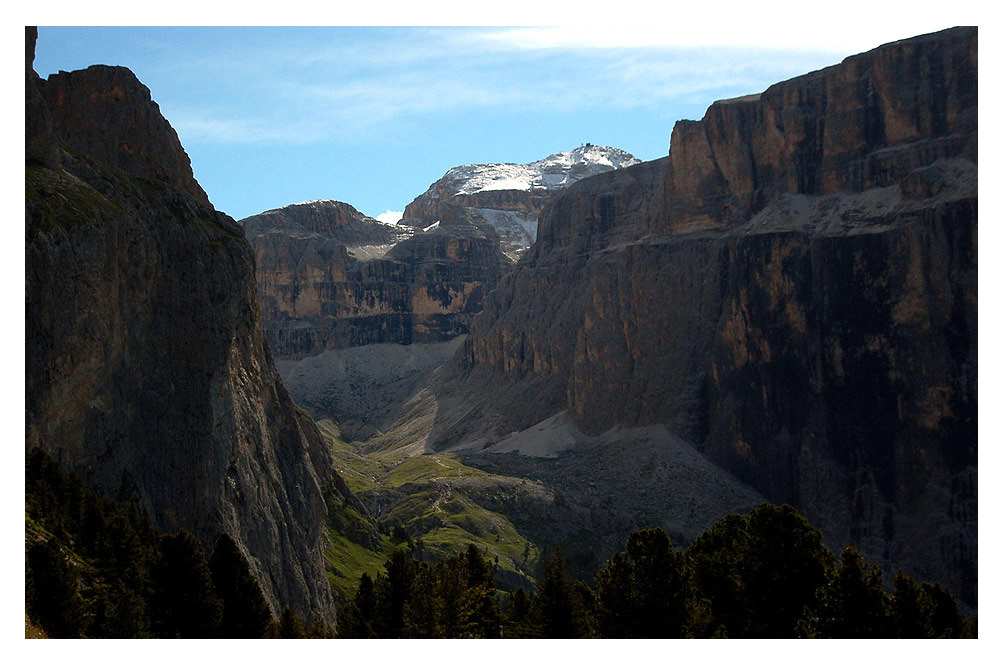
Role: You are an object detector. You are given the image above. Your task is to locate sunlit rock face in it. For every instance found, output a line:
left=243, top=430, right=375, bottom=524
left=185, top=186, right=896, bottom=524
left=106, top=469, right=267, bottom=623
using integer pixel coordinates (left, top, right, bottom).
left=243, top=200, right=510, bottom=358
left=402, top=145, right=642, bottom=261
left=436, top=27, right=978, bottom=607
left=25, top=27, right=342, bottom=626
left=244, top=147, right=642, bottom=358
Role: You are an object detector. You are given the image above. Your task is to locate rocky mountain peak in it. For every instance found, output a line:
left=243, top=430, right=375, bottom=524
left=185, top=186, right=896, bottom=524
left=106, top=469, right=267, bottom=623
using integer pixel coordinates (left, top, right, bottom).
left=38, top=64, right=210, bottom=205
left=437, top=26, right=978, bottom=608
left=437, top=144, right=642, bottom=197
left=26, top=34, right=340, bottom=625
left=402, top=144, right=641, bottom=260
left=242, top=198, right=408, bottom=247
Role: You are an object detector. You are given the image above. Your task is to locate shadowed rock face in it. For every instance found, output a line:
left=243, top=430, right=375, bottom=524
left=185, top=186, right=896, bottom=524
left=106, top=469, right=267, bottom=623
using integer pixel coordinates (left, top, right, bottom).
left=25, top=28, right=340, bottom=625
left=435, top=27, right=977, bottom=606
left=40, top=65, right=210, bottom=205
left=243, top=202, right=510, bottom=359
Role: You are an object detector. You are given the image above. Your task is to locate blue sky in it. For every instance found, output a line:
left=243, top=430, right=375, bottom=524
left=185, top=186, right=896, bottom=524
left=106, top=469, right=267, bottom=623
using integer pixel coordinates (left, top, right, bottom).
left=30, top=16, right=971, bottom=222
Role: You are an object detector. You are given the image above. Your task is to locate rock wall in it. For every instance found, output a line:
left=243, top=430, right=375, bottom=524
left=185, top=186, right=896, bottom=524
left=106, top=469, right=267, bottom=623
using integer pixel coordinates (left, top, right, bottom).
left=436, top=27, right=977, bottom=606
left=404, top=189, right=549, bottom=228
left=244, top=202, right=510, bottom=358
left=41, top=65, right=210, bottom=206
left=402, top=146, right=642, bottom=260
left=25, top=28, right=340, bottom=625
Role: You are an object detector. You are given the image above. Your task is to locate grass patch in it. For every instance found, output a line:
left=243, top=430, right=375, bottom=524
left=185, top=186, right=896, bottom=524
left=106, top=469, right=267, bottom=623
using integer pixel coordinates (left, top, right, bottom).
left=25, top=164, right=124, bottom=237
left=319, top=417, right=542, bottom=593
left=323, top=527, right=396, bottom=607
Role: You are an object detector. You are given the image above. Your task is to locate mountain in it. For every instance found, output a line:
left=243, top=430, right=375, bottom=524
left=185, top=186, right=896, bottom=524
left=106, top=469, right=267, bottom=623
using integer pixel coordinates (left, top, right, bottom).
left=424, top=27, right=977, bottom=607
left=402, top=145, right=642, bottom=260
left=25, top=28, right=345, bottom=626
left=241, top=146, right=642, bottom=359
left=241, top=200, right=510, bottom=358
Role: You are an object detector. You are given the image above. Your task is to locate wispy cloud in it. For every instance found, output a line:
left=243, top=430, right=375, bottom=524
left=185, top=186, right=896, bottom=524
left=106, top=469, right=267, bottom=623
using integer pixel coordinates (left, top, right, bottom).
left=473, top=14, right=961, bottom=52
left=163, top=27, right=849, bottom=147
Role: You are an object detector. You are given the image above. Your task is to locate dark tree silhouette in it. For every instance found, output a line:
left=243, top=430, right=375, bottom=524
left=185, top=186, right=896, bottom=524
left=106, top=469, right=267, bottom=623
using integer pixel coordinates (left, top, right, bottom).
left=276, top=607, right=307, bottom=638
left=338, top=572, right=377, bottom=637
left=150, top=529, right=222, bottom=637
left=374, top=548, right=420, bottom=637
left=808, top=545, right=890, bottom=637
left=27, top=539, right=84, bottom=638
left=685, top=513, right=749, bottom=636
left=889, top=571, right=933, bottom=638
left=209, top=533, right=273, bottom=638
left=595, top=551, right=633, bottom=637
left=535, top=547, right=593, bottom=638
left=740, top=504, right=832, bottom=637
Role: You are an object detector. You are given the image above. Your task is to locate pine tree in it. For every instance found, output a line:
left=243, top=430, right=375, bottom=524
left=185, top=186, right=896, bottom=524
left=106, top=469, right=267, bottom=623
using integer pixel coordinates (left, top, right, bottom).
left=89, top=580, right=151, bottom=638
left=595, top=551, right=634, bottom=637
left=463, top=544, right=500, bottom=638
left=276, top=607, right=307, bottom=638
left=685, top=513, right=749, bottom=637
left=402, top=561, right=442, bottom=637
left=26, top=539, right=85, bottom=638
left=306, top=614, right=329, bottom=638
left=503, top=587, right=537, bottom=638
left=922, top=582, right=967, bottom=638
left=209, top=533, right=273, bottom=638
left=149, top=529, right=222, bottom=637
left=627, top=528, right=689, bottom=637
left=373, top=549, right=419, bottom=638
left=889, top=571, right=933, bottom=638
left=535, top=547, right=592, bottom=638
left=337, top=573, right=377, bottom=638
left=812, top=545, right=890, bottom=637
left=740, top=504, right=832, bottom=637
left=595, top=528, right=692, bottom=638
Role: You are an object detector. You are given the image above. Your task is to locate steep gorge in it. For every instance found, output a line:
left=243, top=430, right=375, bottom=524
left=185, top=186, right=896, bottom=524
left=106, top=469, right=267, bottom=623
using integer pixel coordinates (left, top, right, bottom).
left=25, top=28, right=344, bottom=625
left=431, top=27, right=977, bottom=606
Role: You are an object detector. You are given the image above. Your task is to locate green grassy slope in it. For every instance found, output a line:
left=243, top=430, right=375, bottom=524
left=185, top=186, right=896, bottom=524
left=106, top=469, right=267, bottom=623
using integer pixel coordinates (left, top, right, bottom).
left=319, top=419, right=542, bottom=598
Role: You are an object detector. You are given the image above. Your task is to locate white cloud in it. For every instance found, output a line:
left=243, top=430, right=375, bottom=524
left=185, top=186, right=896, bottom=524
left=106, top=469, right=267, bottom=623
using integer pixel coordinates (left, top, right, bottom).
left=475, top=9, right=969, bottom=52
left=376, top=210, right=403, bottom=225
left=160, top=21, right=967, bottom=147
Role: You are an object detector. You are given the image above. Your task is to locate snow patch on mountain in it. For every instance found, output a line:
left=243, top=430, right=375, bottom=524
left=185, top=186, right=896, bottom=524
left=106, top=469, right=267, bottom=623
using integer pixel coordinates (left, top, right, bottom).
left=471, top=208, right=538, bottom=247
left=444, top=145, right=641, bottom=197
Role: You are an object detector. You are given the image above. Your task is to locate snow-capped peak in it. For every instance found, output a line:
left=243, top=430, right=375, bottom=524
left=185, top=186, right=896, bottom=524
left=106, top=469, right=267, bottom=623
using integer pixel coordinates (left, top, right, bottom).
left=442, top=145, right=641, bottom=197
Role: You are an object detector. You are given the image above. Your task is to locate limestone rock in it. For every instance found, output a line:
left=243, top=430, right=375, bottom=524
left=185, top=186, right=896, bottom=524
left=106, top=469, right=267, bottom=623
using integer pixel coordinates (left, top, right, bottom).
left=39, top=64, right=210, bottom=206
left=25, top=27, right=60, bottom=169
left=243, top=201, right=510, bottom=358
left=25, top=40, right=340, bottom=625
left=433, top=27, right=978, bottom=607
left=402, top=145, right=642, bottom=261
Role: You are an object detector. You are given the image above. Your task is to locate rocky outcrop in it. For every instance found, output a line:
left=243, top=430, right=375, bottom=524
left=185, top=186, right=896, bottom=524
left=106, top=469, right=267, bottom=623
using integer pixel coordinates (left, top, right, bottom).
left=40, top=65, right=209, bottom=206
left=245, top=148, right=640, bottom=358
left=243, top=202, right=510, bottom=358
left=433, top=27, right=977, bottom=606
left=402, top=145, right=641, bottom=260
left=25, top=29, right=340, bottom=625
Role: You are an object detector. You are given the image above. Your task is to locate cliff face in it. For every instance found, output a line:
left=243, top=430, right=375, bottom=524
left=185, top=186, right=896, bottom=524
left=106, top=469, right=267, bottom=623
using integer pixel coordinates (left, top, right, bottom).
left=402, top=146, right=641, bottom=261
left=25, top=28, right=339, bottom=625
left=243, top=202, right=509, bottom=359
left=41, top=65, right=210, bottom=206
left=437, top=27, right=977, bottom=606
left=248, top=148, right=641, bottom=360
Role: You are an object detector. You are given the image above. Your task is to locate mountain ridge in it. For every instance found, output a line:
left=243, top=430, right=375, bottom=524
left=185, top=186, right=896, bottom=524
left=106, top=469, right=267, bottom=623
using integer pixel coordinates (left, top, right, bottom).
left=401, top=144, right=642, bottom=260
left=25, top=27, right=344, bottom=626
left=426, top=26, right=977, bottom=607
left=433, top=145, right=642, bottom=197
